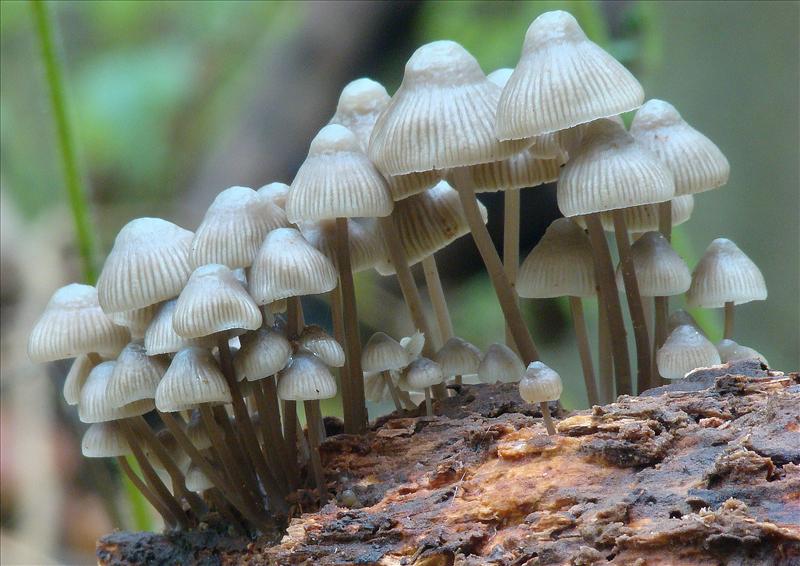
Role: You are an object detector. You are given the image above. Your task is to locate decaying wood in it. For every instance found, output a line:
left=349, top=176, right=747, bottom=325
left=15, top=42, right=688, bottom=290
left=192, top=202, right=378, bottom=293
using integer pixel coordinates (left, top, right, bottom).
left=98, top=360, right=800, bottom=565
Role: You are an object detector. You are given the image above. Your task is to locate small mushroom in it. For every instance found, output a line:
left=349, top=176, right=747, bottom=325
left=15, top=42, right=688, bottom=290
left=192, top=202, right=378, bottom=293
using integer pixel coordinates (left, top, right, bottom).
left=398, top=357, right=443, bottom=417
left=519, top=362, right=561, bottom=434
left=108, top=341, right=168, bottom=408
left=434, top=336, right=482, bottom=386
left=716, top=339, right=768, bottom=366
left=478, top=343, right=525, bottom=384
left=362, top=332, right=412, bottom=411
left=657, top=325, right=721, bottom=381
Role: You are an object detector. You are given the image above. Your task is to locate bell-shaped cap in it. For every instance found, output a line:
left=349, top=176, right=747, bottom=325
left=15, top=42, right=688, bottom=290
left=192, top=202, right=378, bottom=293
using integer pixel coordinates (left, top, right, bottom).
left=385, top=170, right=442, bottom=202
left=173, top=264, right=261, bottom=339
left=29, top=284, right=130, bottom=363
left=398, top=357, right=443, bottom=390
left=364, top=371, right=392, bottom=404
left=449, top=149, right=561, bottom=193
left=657, top=325, right=721, bottom=380
left=186, top=464, right=214, bottom=493
left=108, top=342, right=168, bottom=408
left=79, top=362, right=155, bottom=423
left=497, top=10, right=643, bottom=140
left=185, top=410, right=212, bottom=450
left=478, top=343, right=525, bottom=384
left=81, top=422, right=131, bottom=458
left=300, top=218, right=384, bottom=273
left=434, top=337, right=481, bottom=377
left=519, top=361, right=563, bottom=403
left=368, top=40, right=529, bottom=176
left=558, top=119, right=675, bottom=217
left=716, top=339, right=768, bottom=366
left=97, top=218, right=194, bottom=313
left=362, top=332, right=410, bottom=373
left=287, top=124, right=393, bottom=223
left=329, top=78, right=391, bottom=152
left=144, top=299, right=214, bottom=356
left=277, top=352, right=337, bottom=401
left=401, top=331, right=426, bottom=360
left=234, top=327, right=292, bottom=381
left=191, top=186, right=288, bottom=270
left=668, top=309, right=704, bottom=335
left=297, top=325, right=345, bottom=368
left=107, top=303, right=159, bottom=341
left=585, top=195, right=695, bottom=234
left=375, top=181, right=487, bottom=275
left=518, top=218, right=595, bottom=298
left=631, top=99, right=729, bottom=196
left=615, top=232, right=690, bottom=297
left=687, top=238, right=767, bottom=308
left=64, top=354, right=94, bottom=406
left=249, top=228, right=338, bottom=305
left=155, top=347, right=232, bottom=412
left=257, top=182, right=290, bottom=210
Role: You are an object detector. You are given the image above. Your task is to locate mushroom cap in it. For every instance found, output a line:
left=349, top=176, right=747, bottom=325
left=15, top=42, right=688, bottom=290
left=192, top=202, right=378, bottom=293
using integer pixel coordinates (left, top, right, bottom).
left=185, top=464, right=214, bottom=493
left=173, top=264, right=261, bottom=339
left=518, top=218, right=596, bottom=298
left=299, top=217, right=384, bottom=273
left=185, top=410, right=212, bottom=450
left=28, top=283, right=130, bottom=363
left=234, top=327, right=292, bottom=381
left=686, top=238, right=767, bottom=308
left=277, top=352, right=337, bottom=401
left=249, top=227, right=338, bottom=305
left=557, top=119, right=675, bottom=217
left=191, top=186, right=288, bottom=270
left=449, top=150, right=561, bottom=193
left=668, top=309, right=705, bottom=335
left=155, top=347, right=232, bottom=412
left=496, top=10, right=643, bottom=140
left=368, top=40, right=529, bottom=176
left=64, top=354, right=94, bottom=406
left=257, top=182, right=290, bottom=210
left=657, top=325, right=721, bottom=380
left=364, top=371, right=393, bottom=404
left=400, top=331, right=426, bottom=360
left=361, top=332, right=410, bottom=373
left=434, top=337, right=482, bottom=377
left=108, top=341, right=168, bottom=408
left=143, top=299, right=214, bottom=356
left=287, top=124, right=393, bottom=223
left=81, top=422, right=131, bottom=458
left=716, top=339, right=768, bottom=366
left=375, top=181, right=487, bottom=276
left=79, top=361, right=155, bottom=423
left=615, top=231, right=691, bottom=297
left=519, top=361, right=563, bottom=403
left=107, top=303, right=159, bottom=341
left=478, top=343, right=526, bottom=384
left=398, top=357, right=444, bottom=390
left=329, top=78, right=391, bottom=152
left=297, top=325, right=345, bottom=368
left=578, top=194, right=695, bottom=234
left=631, top=99, right=729, bottom=196
left=385, top=170, right=442, bottom=202
left=97, top=217, right=194, bottom=313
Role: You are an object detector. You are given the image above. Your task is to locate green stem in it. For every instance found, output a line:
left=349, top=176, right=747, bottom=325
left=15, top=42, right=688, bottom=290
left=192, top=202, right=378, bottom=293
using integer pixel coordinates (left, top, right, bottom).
left=30, top=0, right=96, bottom=283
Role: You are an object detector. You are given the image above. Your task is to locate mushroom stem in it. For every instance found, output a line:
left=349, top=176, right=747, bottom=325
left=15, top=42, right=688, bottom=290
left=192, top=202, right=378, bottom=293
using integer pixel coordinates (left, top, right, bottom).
left=252, top=379, right=294, bottom=489
left=423, top=387, right=433, bottom=417
left=206, top=488, right=248, bottom=536
left=724, top=301, right=735, bottom=339
left=334, top=217, right=368, bottom=435
left=452, top=179, right=540, bottom=364
left=284, top=297, right=302, bottom=479
left=652, top=295, right=669, bottom=385
left=540, top=402, right=556, bottom=435
left=585, top=213, right=632, bottom=396
left=421, top=254, right=453, bottom=348
left=503, top=189, right=521, bottom=354
left=597, top=294, right=615, bottom=404
left=381, top=370, right=403, bottom=412
left=658, top=200, right=672, bottom=242
left=303, top=400, right=328, bottom=505
left=116, top=455, right=175, bottom=527
left=612, top=210, right=652, bottom=394
left=568, top=296, right=599, bottom=406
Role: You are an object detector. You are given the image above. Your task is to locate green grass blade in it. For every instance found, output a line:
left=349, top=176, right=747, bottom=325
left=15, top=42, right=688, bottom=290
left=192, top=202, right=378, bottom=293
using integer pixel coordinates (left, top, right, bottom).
left=120, top=457, right=155, bottom=532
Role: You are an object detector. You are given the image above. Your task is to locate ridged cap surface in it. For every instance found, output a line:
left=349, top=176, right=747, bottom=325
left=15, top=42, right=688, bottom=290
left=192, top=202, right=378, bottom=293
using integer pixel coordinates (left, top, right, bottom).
left=657, top=325, right=721, bottom=380
left=434, top=337, right=482, bottom=377
left=362, top=332, right=410, bottom=372
left=299, top=218, right=384, bottom=273
left=716, top=339, right=768, bottom=366
left=144, top=299, right=214, bottom=355
left=450, top=150, right=561, bottom=193
left=64, top=354, right=94, bottom=406
left=686, top=238, right=767, bottom=308
left=108, top=341, right=168, bottom=407
left=478, top=343, right=525, bottom=384
left=186, top=464, right=214, bottom=493
left=401, top=331, right=426, bottom=360
left=277, top=352, right=337, bottom=401
left=155, top=347, right=232, bottom=412
left=257, top=182, right=290, bottom=210
left=81, top=422, right=131, bottom=458
left=398, top=357, right=443, bottom=390
left=107, top=303, right=158, bottom=341
left=297, top=325, right=345, bottom=368
left=329, top=78, right=391, bottom=152
left=186, top=410, right=212, bottom=450
left=615, top=231, right=690, bottom=297
left=668, top=309, right=704, bottom=335
left=79, top=361, right=155, bottom=423
left=234, top=327, right=292, bottom=381
left=385, top=170, right=442, bottom=202
left=519, top=361, right=563, bottom=403
left=364, top=371, right=392, bottom=404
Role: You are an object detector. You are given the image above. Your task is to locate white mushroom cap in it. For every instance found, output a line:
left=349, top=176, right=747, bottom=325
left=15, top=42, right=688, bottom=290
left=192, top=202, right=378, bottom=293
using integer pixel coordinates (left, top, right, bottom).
left=277, top=352, right=337, bottom=401
left=297, top=325, right=345, bottom=368
left=234, top=327, right=292, bottom=381
left=657, top=325, right=721, bottom=380
left=257, top=182, right=290, bottom=210
left=400, top=331, right=426, bottom=360
left=107, top=303, right=159, bottom=341
left=398, top=357, right=444, bottom=390
left=329, top=77, right=391, bottom=152
left=686, top=238, right=767, bottom=308
left=64, top=354, right=95, bottom=406
left=668, top=309, right=704, bottom=335
left=143, top=299, right=214, bottom=356
left=108, top=341, right=168, bottom=408
left=478, top=343, right=525, bottom=384
left=716, top=339, right=768, bottom=366
left=362, top=332, right=411, bottom=373
left=81, top=422, right=131, bottom=458
left=519, top=361, right=563, bottom=403
left=155, top=347, right=232, bottom=412
left=434, top=337, right=482, bottom=377
left=185, top=464, right=214, bottom=493
left=79, top=361, right=155, bottom=423
left=615, top=231, right=691, bottom=297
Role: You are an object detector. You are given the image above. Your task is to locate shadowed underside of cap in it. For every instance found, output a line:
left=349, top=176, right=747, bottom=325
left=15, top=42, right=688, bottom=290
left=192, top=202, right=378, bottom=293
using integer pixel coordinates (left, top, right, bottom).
left=155, top=347, right=232, bottom=412
left=361, top=332, right=410, bottom=373
left=593, top=195, right=695, bottom=233
left=518, top=218, right=595, bottom=298
left=497, top=10, right=644, bottom=140
left=277, top=352, right=337, bottom=401
left=657, top=324, right=721, bottom=380
left=63, top=354, right=95, bottom=406
left=615, top=231, right=691, bottom=297
left=519, top=361, right=563, bottom=403
left=297, top=325, right=345, bottom=368
left=234, top=327, right=292, bottom=381
left=478, top=343, right=525, bottom=384
left=687, top=238, right=767, bottom=308
left=434, top=337, right=482, bottom=377
left=28, top=283, right=130, bottom=363
left=450, top=149, right=561, bottom=193
left=108, top=341, right=168, bottom=408
left=385, top=170, right=442, bottom=201
left=79, top=362, right=155, bottom=423
left=81, top=422, right=131, bottom=458
left=97, top=217, right=194, bottom=313
left=300, top=218, right=384, bottom=273
left=144, top=299, right=214, bottom=356
left=329, top=78, right=391, bottom=152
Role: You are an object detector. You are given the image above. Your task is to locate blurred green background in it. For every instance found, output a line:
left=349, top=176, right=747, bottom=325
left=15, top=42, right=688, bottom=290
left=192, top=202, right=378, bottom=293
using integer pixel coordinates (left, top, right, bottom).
left=1, top=1, right=797, bottom=563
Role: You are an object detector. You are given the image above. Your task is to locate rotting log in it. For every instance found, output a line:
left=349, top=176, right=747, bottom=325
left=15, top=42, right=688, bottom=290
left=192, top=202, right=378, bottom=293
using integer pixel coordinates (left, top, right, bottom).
left=98, top=360, right=800, bottom=565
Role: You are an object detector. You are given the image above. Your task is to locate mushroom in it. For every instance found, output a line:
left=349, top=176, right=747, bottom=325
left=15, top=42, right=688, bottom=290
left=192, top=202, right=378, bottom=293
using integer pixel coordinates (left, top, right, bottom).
left=519, top=362, right=562, bottom=435
left=575, top=194, right=695, bottom=236
left=63, top=354, right=93, bottom=406
left=185, top=463, right=247, bottom=535
left=668, top=309, right=704, bottom=335
left=257, top=182, right=290, bottom=211
left=478, top=343, right=526, bottom=384
left=361, top=332, right=412, bottom=412
left=657, top=325, right=721, bottom=380
left=434, top=336, right=482, bottom=386
left=143, top=299, right=213, bottom=356
left=716, top=339, right=768, bottom=366
left=398, top=357, right=444, bottom=417
left=107, top=303, right=159, bottom=341
left=686, top=238, right=767, bottom=339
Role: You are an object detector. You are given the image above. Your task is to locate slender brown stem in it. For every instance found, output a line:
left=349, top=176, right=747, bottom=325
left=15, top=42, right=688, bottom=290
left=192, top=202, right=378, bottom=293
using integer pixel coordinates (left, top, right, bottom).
left=329, top=285, right=353, bottom=426
left=382, top=370, right=403, bottom=412
left=303, top=400, right=328, bottom=505
left=585, top=213, right=632, bottom=396
left=503, top=189, right=521, bottom=353
left=252, top=380, right=293, bottom=488
left=207, top=488, right=248, bottom=536
left=568, top=296, right=599, bottom=406
left=421, top=254, right=453, bottom=348
left=612, top=210, right=652, bottom=394
left=597, top=295, right=614, bottom=403
left=540, top=402, right=556, bottom=435
left=658, top=200, right=672, bottom=242
left=284, top=296, right=302, bottom=478
left=116, top=455, right=173, bottom=527
left=423, top=388, right=433, bottom=417
left=724, top=301, right=735, bottom=339
left=452, top=178, right=540, bottom=363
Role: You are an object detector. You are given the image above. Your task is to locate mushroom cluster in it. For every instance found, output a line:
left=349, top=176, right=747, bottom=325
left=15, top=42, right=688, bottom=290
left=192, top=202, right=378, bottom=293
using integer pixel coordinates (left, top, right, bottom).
left=28, top=10, right=768, bottom=535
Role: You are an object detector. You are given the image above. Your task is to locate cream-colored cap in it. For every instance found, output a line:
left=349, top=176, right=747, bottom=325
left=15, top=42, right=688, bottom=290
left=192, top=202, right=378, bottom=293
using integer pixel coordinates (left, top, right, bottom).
left=385, top=170, right=442, bottom=201
left=519, top=361, right=563, bottom=403
left=299, top=217, right=384, bottom=274
left=234, top=327, right=292, bottom=381
left=192, top=186, right=288, bottom=270
left=368, top=40, right=528, bottom=176
left=557, top=119, right=675, bottom=217
left=297, top=325, right=345, bottom=368
left=64, top=354, right=95, bottom=406
left=657, top=325, right=721, bottom=380
left=29, top=283, right=130, bottom=363
left=686, top=238, right=767, bottom=308
left=364, top=371, right=392, bottom=404
left=185, top=410, right=212, bottom=450
left=143, top=299, right=214, bottom=356
left=79, top=361, right=155, bottom=423
left=584, top=194, right=695, bottom=234
left=668, top=309, right=704, bottom=335
left=400, top=331, right=426, bottom=360
left=107, top=303, right=159, bottom=341
left=631, top=99, right=729, bottom=196
left=97, top=217, right=194, bottom=313
left=185, top=464, right=214, bottom=493
left=329, top=78, right=391, bottom=152
left=172, top=264, right=261, bottom=339
left=155, top=347, right=232, bottom=412
left=518, top=218, right=596, bottom=298
left=277, top=352, right=337, bottom=401
left=716, top=339, right=768, bottom=366
left=108, top=341, right=168, bottom=408
left=434, top=337, right=482, bottom=377
left=81, top=422, right=131, bottom=458
left=497, top=10, right=643, bottom=140
left=398, top=357, right=443, bottom=390
left=249, top=227, right=338, bottom=305
left=449, top=150, right=561, bottom=193
left=257, top=182, right=290, bottom=210
left=615, top=231, right=690, bottom=297
left=478, top=343, right=525, bottom=384
left=361, top=332, right=410, bottom=373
